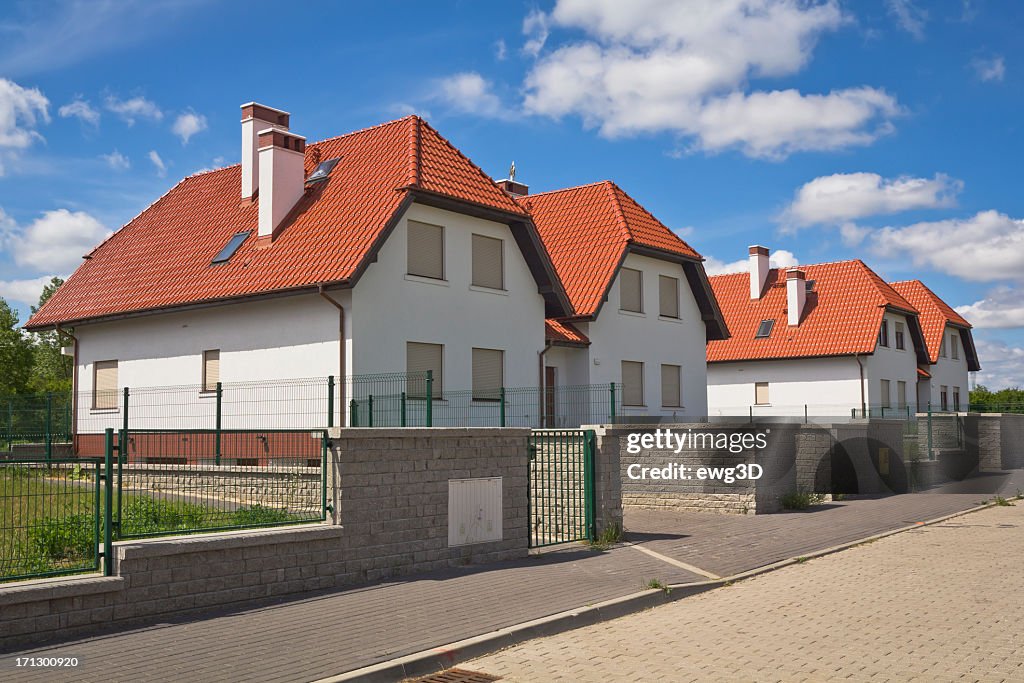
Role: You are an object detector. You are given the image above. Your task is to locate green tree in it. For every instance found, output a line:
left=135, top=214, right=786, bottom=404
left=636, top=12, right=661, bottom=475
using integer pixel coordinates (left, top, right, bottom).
left=969, top=385, right=1024, bottom=413
left=28, top=277, right=72, bottom=393
left=0, top=297, right=33, bottom=395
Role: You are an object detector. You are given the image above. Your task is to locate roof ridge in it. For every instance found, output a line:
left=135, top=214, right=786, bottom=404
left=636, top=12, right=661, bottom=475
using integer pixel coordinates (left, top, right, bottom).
left=309, top=115, right=415, bottom=147
left=853, top=260, right=919, bottom=313
left=608, top=181, right=699, bottom=255
left=707, top=257, right=866, bottom=279
left=525, top=180, right=612, bottom=198
left=186, top=162, right=241, bottom=179
left=603, top=180, right=633, bottom=243
left=407, top=115, right=422, bottom=187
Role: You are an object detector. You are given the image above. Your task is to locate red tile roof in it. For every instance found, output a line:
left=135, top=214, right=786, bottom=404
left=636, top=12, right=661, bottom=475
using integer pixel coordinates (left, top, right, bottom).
left=918, top=367, right=932, bottom=378
left=26, top=116, right=528, bottom=330
left=521, top=181, right=701, bottom=318
left=707, top=260, right=920, bottom=363
left=545, top=319, right=590, bottom=346
left=890, top=280, right=971, bottom=363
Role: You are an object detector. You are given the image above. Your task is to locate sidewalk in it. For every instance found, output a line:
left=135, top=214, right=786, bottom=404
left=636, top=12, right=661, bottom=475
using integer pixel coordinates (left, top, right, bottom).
left=3, top=475, right=1020, bottom=682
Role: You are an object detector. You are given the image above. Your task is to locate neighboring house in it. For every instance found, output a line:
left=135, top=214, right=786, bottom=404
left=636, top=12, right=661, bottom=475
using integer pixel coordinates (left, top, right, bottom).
left=706, top=247, right=933, bottom=417
left=890, top=280, right=980, bottom=412
left=523, top=181, right=728, bottom=420
left=26, top=105, right=570, bottom=429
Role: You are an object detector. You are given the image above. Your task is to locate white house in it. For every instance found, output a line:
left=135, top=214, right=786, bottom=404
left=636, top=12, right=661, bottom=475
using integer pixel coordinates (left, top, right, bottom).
left=523, top=182, right=728, bottom=423
left=705, top=247, right=940, bottom=418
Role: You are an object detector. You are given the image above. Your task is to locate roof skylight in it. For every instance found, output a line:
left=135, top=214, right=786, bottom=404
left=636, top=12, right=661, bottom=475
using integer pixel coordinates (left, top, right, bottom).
left=755, top=319, right=775, bottom=338
left=212, top=231, right=250, bottom=265
left=306, top=157, right=341, bottom=184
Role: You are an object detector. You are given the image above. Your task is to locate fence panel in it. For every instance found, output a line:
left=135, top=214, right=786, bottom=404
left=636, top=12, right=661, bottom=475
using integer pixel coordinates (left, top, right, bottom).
left=1, top=458, right=101, bottom=582
left=527, top=429, right=595, bottom=548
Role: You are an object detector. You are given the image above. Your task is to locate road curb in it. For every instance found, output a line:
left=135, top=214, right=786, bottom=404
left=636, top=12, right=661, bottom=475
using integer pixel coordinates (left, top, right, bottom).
left=321, top=499, right=1001, bottom=682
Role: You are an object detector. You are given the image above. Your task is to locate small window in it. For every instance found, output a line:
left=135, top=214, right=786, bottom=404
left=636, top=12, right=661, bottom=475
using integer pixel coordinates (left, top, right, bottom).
left=659, top=275, right=679, bottom=318
left=212, top=231, right=250, bottom=264
left=755, top=320, right=774, bottom=338
left=940, top=337, right=947, bottom=358
left=951, top=334, right=959, bottom=360
left=471, top=234, right=504, bottom=290
left=940, top=385, right=948, bottom=411
left=619, top=268, right=643, bottom=313
left=897, top=380, right=907, bottom=410
left=305, top=157, right=340, bottom=184
left=93, top=360, right=118, bottom=410
left=621, top=361, right=644, bottom=406
left=407, top=221, right=444, bottom=280
left=407, top=342, right=443, bottom=397
left=953, top=387, right=961, bottom=412
left=878, top=320, right=889, bottom=348
left=754, top=382, right=769, bottom=406
left=661, top=364, right=681, bottom=407
left=472, top=348, right=503, bottom=401
left=880, top=379, right=891, bottom=409
left=202, top=350, right=220, bottom=393
left=895, top=322, right=905, bottom=350
left=805, top=280, right=816, bottom=292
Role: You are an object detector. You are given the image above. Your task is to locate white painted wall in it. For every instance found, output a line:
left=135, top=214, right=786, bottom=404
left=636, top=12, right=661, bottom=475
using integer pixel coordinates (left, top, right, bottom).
left=864, top=311, right=920, bottom=415
left=707, top=356, right=864, bottom=417
left=925, top=325, right=970, bottom=410
left=580, top=252, right=709, bottom=418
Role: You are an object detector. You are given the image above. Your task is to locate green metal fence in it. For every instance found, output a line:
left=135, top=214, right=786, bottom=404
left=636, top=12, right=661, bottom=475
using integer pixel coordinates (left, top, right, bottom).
left=527, top=429, right=596, bottom=548
left=1, top=393, right=73, bottom=460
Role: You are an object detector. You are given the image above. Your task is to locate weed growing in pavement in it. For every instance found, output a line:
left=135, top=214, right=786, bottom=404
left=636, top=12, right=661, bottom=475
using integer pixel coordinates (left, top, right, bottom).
left=793, top=556, right=809, bottom=564
left=781, top=492, right=826, bottom=510
left=644, top=579, right=671, bottom=594
left=992, top=496, right=1014, bottom=507
left=588, top=523, right=624, bottom=551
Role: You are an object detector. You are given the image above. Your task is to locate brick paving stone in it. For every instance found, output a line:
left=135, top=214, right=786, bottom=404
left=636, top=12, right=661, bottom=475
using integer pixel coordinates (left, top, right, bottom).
left=468, top=501, right=1024, bottom=682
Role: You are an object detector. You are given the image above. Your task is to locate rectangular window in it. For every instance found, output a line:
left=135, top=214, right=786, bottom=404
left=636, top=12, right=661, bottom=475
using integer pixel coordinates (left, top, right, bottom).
left=880, top=379, right=891, bottom=409
left=754, top=382, right=770, bottom=406
left=895, top=322, right=905, bottom=350
left=472, top=348, right=503, bottom=401
left=658, top=275, right=679, bottom=318
left=471, top=234, right=504, bottom=289
left=93, top=360, right=118, bottom=410
left=202, top=350, right=220, bottom=392
left=953, top=386, right=961, bottom=412
left=755, top=320, right=774, bottom=338
left=407, top=220, right=444, bottom=280
left=940, top=336, right=947, bottom=358
left=951, top=334, right=960, bottom=360
left=621, top=361, right=644, bottom=406
left=660, top=364, right=681, bottom=407
left=878, top=320, right=889, bottom=347
left=940, top=385, right=949, bottom=411
left=407, top=342, right=443, bottom=397
left=619, top=268, right=643, bottom=313
left=897, top=380, right=907, bottom=410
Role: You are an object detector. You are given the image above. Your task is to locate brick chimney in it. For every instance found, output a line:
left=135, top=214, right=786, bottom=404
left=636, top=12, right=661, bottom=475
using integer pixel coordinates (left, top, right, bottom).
left=241, top=103, right=289, bottom=200
left=749, top=245, right=770, bottom=300
left=257, top=128, right=306, bottom=238
left=787, top=268, right=807, bottom=326
left=497, top=178, right=529, bottom=197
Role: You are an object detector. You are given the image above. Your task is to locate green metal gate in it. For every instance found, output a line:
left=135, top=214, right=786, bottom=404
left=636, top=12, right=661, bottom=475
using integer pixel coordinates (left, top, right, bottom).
left=528, top=429, right=596, bottom=548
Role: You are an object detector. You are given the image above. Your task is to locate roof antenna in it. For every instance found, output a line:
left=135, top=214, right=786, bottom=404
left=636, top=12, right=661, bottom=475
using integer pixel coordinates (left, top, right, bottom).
left=509, top=160, right=516, bottom=182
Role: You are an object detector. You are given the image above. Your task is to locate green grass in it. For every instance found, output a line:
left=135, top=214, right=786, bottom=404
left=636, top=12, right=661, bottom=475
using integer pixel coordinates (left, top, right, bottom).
left=587, top=522, right=624, bottom=551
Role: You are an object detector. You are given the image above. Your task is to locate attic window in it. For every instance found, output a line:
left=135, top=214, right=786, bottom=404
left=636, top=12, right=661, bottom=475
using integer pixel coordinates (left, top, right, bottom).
left=212, top=231, right=250, bottom=264
left=805, top=280, right=816, bottom=292
left=755, top=319, right=774, bottom=338
left=306, top=157, right=340, bottom=184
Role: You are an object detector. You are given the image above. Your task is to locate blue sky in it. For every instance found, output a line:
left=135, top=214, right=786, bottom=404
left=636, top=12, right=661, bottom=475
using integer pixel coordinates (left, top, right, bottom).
left=0, top=0, right=1021, bottom=387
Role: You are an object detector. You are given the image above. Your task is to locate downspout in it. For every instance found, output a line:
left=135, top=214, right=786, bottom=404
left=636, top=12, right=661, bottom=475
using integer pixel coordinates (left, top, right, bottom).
left=854, top=354, right=866, bottom=417
left=538, top=341, right=552, bottom=428
left=55, top=325, right=78, bottom=452
left=318, top=285, right=346, bottom=427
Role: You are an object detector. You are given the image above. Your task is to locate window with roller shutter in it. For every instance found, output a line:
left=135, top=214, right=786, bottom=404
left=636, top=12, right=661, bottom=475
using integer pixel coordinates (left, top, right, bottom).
left=202, top=350, right=220, bottom=392
left=619, top=268, right=643, bottom=313
left=407, top=342, right=443, bottom=397
left=659, top=275, right=679, bottom=318
left=93, top=360, right=118, bottom=410
left=661, top=364, right=681, bottom=407
left=621, top=360, right=644, bottom=406
left=471, top=234, right=504, bottom=289
left=407, top=220, right=444, bottom=280
left=472, top=348, right=503, bottom=401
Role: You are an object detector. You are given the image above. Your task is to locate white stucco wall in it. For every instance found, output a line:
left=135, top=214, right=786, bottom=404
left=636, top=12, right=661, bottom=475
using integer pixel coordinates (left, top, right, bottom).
left=707, top=356, right=864, bottom=417
left=580, top=252, right=709, bottom=418
left=864, top=311, right=920, bottom=415
left=925, top=325, right=970, bottom=410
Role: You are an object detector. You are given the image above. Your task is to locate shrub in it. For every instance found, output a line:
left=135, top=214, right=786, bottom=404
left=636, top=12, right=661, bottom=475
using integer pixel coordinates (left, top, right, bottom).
left=121, top=497, right=207, bottom=535
left=23, top=512, right=95, bottom=569
left=781, top=491, right=825, bottom=511
left=230, top=504, right=292, bottom=526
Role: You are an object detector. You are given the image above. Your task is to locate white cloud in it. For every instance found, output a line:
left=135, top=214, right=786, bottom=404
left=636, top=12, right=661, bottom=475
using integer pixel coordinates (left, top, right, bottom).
left=0, top=78, right=50, bottom=175
left=972, top=339, right=1024, bottom=390
left=148, top=150, right=166, bottom=176
left=2, top=208, right=110, bottom=273
left=972, top=55, right=1005, bottom=83
left=519, top=0, right=901, bottom=159
left=0, top=275, right=60, bottom=306
left=494, top=39, right=507, bottom=61
left=705, top=248, right=799, bottom=276
left=870, top=210, right=1024, bottom=282
left=100, top=149, right=130, bottom=171
left=522, top=9, right=549, bottom=57
left=956, top=288, right=1024, bottom=329
left=437, top=72, right=507, bottom=118
left=104, top=94, right=162, bottom=125
left=886, top=0, right=927, bottom=40
left=58, top=97, right=100, bottom=126
left=171, top=111, right=207, bottom=144
left=782, top=172, right=962, bottom=229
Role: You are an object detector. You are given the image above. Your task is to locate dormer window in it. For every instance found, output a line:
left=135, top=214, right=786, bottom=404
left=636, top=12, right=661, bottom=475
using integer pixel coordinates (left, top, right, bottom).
left=755, top=319, right=774, bottom=338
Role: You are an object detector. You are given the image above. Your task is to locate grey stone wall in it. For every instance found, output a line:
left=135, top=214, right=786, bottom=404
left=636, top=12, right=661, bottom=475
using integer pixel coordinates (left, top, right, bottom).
left=795, top=426, right=832, bottom=494
left=587, top=427, right=624, bottom=535
left=999, top=415, right=1024, bottom=470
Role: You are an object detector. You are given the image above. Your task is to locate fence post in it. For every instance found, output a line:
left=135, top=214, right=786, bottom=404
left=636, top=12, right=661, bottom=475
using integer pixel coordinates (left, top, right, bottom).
left=45, top=392, right=52, bottom=464
left=927, top=401, right=933, bottom=461
left=321, top=431, right=329, bottom=521
left=401, top=391, right=407, bottom=427
left=121, top=387, right=129, bottom=464
left=368, top=395, right=374, bottom=428
left=215, top=381, right=223, bottom=466
left=584, top=429, right=597, bottom=542
left=426, top=370, right=433, bottom=427
left=349, top=399, right=358, bottom=427
left=116, top=429, right=125, bottom=535
left=609, top=382, right=616, bottom=422
left=103, top=428, right=114, bottom=576
left=327, top=375, right=335, bottom=428
left=500, top=387, right=506, bottom=428
left=804, top=404, right=808, bottom=425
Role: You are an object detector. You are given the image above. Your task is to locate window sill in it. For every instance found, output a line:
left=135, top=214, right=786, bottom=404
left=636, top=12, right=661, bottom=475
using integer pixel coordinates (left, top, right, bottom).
left=404, top=274, right=449, bottom=287
left=622, top=404, right=647, bottom=408
left=658, top=315, right=682, bottom=323
left=618, top=309, right=646, bottom=318
left=199, top=391, right=217, bottom=398
left=90, top=408, right=120, bottom=414
left=468, top=285, right=508, bottom=296
left=661, top=405, right=683, bottom=409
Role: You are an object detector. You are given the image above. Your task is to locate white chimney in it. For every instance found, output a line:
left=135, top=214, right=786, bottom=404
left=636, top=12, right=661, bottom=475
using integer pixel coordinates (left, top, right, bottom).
left=257, top=128, right=306, bottom=238
left=787, top=268, right=807, bottom=326
left=241, top=103, right=290, bottom=200
left=749, top=245, right=770, bottom=299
